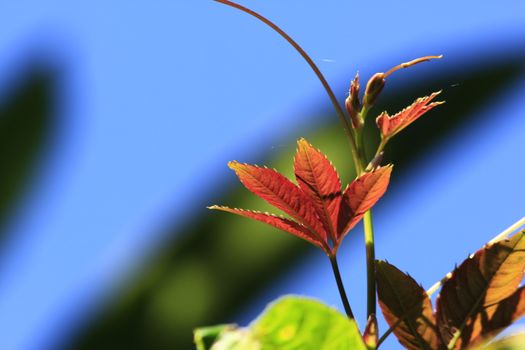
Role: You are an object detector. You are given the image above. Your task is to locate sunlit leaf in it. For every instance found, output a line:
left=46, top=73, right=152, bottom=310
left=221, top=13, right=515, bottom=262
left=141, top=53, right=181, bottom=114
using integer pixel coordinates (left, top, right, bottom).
left=214, top=141, right=392, bottom=255
left=376, top=260, right=440, bottom=350
left=194, top=324, right=238, bottom=350
left=294, top=138, right=342, bottom=242
left=208, top=206, right=325, bottom=249
left=253, top=296, right=366, bottom=350
left=228, top=161, right=328, bottom=242
left=436, top=231, right=525, bottom=349
left=468, top=331, right=525, bottom=350
left=195, top=296, right=366, bottom=350
left=337, top=165, right=392, bottom=239
left=376, top=91, right=443, bottom=139
left=467, top=286, right=525, bottom=347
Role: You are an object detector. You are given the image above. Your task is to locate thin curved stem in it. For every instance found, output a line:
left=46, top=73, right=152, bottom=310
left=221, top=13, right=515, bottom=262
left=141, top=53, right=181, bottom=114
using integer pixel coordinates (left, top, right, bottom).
left=384, top=55, right=443, bottom=78
left=330, top=256, right=355, bottom=320
left=213, top=0, right=362, bottom=173
left=372, top=138, right=388, bottom=163
left=377, top=318, right=401, bottom=347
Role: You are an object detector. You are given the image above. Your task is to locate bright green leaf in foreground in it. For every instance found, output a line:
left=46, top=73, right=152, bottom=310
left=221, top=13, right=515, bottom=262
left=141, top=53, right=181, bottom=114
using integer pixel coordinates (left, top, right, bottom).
left=194, top=296, right=366, bottom=350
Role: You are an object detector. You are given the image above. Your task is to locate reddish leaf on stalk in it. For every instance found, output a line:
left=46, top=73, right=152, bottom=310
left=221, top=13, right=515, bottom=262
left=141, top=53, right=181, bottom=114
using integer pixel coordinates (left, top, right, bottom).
left=337, top=165, right=393, bottom=242
left=435, top=231, right=525, bottom=349
left=208, top=206, right=326, bottom=250
left=376, top=91, right=444, bottom=139
left=209, top=138, right=392, bottom=256
left=376, top=260, right=441, bottom=350
left=294, top=138, right=342, bottom=243
left=225, top=160, right=329, bottom=246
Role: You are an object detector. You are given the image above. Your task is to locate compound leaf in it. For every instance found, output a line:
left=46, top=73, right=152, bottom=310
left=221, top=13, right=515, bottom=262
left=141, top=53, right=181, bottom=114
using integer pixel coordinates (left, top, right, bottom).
left=294, top=138, right=342, bottom=242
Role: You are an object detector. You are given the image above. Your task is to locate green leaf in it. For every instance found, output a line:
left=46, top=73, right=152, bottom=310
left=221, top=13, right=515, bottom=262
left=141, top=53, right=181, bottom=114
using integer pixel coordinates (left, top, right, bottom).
left=194, top=296, right=366, bottom=350
left=436, top=231, right=525, bottom=349
left=0, top=69, right=55, bottom=243
left=467, top=332, right=525, bottom=350
left=376, top=260, right=440, bottom=350
left=253, top=296, right=366, bottom=350
left=194, top=324, right=238, bottom=350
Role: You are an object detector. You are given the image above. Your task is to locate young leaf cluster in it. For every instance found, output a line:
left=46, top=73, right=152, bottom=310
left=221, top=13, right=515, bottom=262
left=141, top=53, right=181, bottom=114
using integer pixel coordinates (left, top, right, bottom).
left=209, top=139, right=392, bottom=257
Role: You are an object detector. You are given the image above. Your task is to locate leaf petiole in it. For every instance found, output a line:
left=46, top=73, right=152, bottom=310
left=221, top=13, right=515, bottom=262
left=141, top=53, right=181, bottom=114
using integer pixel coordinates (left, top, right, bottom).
left=330, top=255, right=356, bottom=320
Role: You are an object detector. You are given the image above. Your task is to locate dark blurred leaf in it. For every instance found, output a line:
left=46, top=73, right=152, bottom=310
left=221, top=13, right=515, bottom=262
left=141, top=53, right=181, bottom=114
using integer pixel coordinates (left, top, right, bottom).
left=0, top=67, right=56, bottom=244
left=436, top=231, right=525, bottom=349
left=64, top=50, right=525, bottom=350
left=376, top=260, right=440, bottom=350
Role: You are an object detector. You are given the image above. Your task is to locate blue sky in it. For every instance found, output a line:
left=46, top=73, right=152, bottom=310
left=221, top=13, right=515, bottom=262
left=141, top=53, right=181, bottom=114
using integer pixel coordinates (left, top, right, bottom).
left=0, top=1, right=524, bottom=349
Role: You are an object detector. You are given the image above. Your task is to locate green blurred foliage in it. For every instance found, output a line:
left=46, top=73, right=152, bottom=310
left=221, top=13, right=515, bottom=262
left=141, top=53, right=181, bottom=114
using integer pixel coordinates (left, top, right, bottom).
left=64, top=54, right=525, bottom=350
left=195, top=296, right=365, bottom=350
left=0, top=68, right=56, bottom=244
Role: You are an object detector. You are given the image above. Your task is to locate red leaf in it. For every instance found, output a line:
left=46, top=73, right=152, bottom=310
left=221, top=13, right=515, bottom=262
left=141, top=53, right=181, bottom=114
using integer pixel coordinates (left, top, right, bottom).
left=338, top=166, right=392, bottom=240
left=376, top=260, right=441, bottom=350
left=435, top=231, right=525, bottom=349
left=208, top=206, right=326, bottom=250
left=228, top=161, right=327, bottom=243
left=469, top=286, right=525, bottom=347
left=376, top=91, right=444, bottom=139
left=294, top=138, right=342, bottom=243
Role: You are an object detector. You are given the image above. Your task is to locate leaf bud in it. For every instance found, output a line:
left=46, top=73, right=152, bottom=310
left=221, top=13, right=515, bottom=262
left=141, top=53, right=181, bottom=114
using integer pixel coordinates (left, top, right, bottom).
left=345, top=73, right=362, bottom=128
left=363, top=72, right=386, bottom=108
left=363, top=313, right=378, bottom=348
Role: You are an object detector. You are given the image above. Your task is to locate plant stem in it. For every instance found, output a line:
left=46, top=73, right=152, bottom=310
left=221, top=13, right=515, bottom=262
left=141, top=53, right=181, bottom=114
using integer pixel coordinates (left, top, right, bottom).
left=372, top=138, right=388, bottom=162
left=363, top=210, right=376, bottom=318
left=330, top=256, right=355, bottom=319
left=356, top=115, right=378, bottom=320
left=213, top=0, right=362, bottom=173
left=376, top=318, right=400, bottom=347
